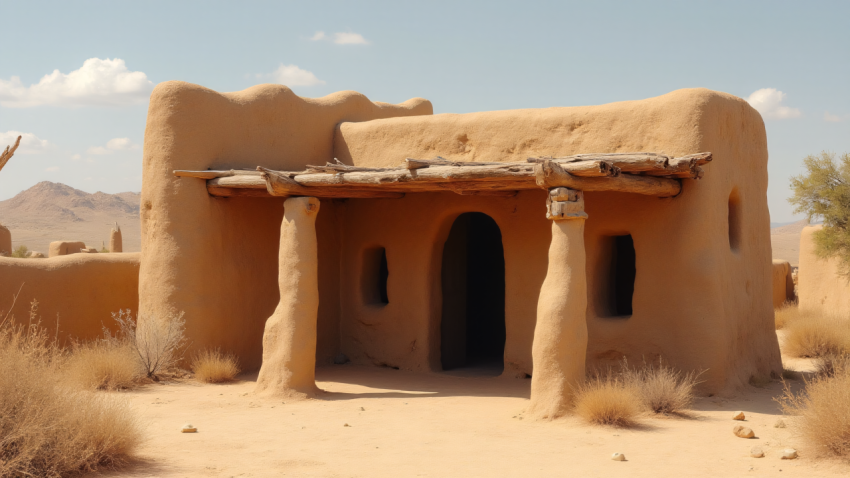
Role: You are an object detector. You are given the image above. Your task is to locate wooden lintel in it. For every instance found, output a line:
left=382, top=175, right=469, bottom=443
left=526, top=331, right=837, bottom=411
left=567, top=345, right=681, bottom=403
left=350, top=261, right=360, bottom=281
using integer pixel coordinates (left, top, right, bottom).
left=535, top=161, right=681, bottom=197
left=187, top=151, right=708, bottom=199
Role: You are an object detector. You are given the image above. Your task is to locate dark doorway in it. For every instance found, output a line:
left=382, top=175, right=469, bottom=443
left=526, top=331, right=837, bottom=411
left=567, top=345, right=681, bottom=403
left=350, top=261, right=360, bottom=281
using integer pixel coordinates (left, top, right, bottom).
left=440, top=213, right=506, bottom=375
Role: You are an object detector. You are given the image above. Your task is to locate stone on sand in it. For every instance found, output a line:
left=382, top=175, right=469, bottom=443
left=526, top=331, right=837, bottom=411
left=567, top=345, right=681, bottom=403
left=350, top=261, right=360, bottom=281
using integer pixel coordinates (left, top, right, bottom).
left=733, top=425, right=755, bottom=438
left=733, top=411, right=745, bottom=421
left=781, top=449, right=798, bottom=460
left=750, top=447, right=764, bottom=458
left=611, top=453, right=626, bottom=461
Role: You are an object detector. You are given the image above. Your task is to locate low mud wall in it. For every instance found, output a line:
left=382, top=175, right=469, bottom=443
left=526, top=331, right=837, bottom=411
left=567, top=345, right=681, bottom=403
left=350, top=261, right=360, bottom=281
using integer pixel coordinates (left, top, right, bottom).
left=798, top=225, right=850, bottom=315
left=771, top=259, right=795, bottom=308
left=0, top=253, right=140, bottom=342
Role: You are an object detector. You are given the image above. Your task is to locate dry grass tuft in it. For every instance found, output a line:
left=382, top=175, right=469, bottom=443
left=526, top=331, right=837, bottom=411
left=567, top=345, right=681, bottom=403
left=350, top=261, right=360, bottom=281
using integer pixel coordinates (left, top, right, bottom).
left=0, top=299, right=142, bottom=476
left=64, top=339, right=143, bottom=390
left=622, top=360, right=702, bottom=415
left=783, top=312, right=850, bottom=358
left=573, top=375, right=641, bottom=427
left=192, top=348, right=240, bottom=383
left=775, top=302, right=807, bottom=330
left=780, top=360, right=850, bottom=458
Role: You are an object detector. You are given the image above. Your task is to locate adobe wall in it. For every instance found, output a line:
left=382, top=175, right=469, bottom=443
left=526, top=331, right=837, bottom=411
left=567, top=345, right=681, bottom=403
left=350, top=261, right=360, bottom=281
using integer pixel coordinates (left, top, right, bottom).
left=334, top=88, right=781, bottom=392
left=0, top=253, right=140, bottom=342
left=140, top=82, right=432, bottom=370
left=771, top=259, right=795, bottom=308
left=798, top=225, right=850, bottom=315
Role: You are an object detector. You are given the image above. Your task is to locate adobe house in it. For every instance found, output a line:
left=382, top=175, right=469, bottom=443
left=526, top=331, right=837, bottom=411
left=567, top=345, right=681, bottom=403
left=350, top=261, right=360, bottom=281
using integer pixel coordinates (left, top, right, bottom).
left=141, top=82, right=781, bottom=417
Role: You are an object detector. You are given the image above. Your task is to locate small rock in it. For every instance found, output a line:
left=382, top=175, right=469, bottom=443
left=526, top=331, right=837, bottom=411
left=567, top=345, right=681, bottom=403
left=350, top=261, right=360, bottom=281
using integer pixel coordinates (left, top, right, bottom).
left=774, top=419, right=786, bottom=428
left=360, top=407, right=365, bottom=411
left=333, top=353, right=350, bottom=364
left=611, top=453, right=626, bottom=461
left=733, top=425, right=755, bottom=438
left=344, top=423, right=350, bottom=427
left=181, top=423, right=197, bottom=433
left=733, top=411, right=746, bottom=421
left=781, top=449, right=798, bottom=460
left=750, top=446, right=764, bottom=458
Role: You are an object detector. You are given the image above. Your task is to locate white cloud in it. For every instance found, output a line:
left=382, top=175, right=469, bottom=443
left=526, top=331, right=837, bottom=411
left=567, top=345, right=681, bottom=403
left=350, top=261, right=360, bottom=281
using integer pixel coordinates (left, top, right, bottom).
left=824, top=111, right=844, bottom=122
left=0, top=58, right=154, bottom=108
left=333, top=32, right=369, bottom=45
left=0, top=131, right=52, bottom=154
left=45, top=166, right=60, bottom=172
left=309, top=30, right=370, bottom=45
left=746, top=88, right=801, bottom=120
left=86, top=137, right=140, bottom=155
left=270, top=64, right=325, bottom=86
left=71, top=154, right=81, bottom=160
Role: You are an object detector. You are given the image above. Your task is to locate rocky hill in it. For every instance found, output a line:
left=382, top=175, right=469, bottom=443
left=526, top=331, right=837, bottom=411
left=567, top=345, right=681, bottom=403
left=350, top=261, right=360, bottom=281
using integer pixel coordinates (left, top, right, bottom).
left=0, top=182, right=141, bottom=254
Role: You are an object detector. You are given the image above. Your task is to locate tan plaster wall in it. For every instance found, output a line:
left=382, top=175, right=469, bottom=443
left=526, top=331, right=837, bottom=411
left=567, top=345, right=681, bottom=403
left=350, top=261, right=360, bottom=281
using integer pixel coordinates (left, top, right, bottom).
left=334, top=88, right=781, bottom=392
left=0, top=253, right=140, bottom=342
left=771, top=259, right=794, bottom=308
left=798, top=225, right=850, bottom=315
left=140, top=82, right=432, bottom=370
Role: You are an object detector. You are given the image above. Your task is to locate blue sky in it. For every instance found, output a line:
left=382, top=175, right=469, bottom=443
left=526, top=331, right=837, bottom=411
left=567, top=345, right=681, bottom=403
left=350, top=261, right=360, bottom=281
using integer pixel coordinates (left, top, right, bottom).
left=1, top=1, right=848, bottom=222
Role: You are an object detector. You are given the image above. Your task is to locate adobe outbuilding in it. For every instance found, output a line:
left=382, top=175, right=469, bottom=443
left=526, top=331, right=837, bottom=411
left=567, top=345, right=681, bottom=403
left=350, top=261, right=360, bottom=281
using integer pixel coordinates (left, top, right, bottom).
left=141, top=83, right=781, bottom=412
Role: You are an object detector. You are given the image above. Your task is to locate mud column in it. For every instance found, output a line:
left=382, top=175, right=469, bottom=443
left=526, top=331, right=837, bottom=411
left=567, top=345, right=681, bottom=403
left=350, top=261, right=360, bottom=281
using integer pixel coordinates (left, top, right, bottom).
left=255, top=196, right=321, bottom=399
left=528, top=188, right=588, bottom=419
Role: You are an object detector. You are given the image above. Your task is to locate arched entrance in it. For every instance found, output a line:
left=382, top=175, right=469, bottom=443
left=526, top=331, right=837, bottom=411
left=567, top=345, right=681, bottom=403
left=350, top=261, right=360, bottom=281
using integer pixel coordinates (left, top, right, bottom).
left=440, top=212, right=506, bottom=375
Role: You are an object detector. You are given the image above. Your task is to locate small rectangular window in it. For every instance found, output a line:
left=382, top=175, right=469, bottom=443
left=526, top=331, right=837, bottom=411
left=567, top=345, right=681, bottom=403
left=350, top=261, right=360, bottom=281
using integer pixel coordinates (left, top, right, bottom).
left=597, top=234, right=636, bottom=317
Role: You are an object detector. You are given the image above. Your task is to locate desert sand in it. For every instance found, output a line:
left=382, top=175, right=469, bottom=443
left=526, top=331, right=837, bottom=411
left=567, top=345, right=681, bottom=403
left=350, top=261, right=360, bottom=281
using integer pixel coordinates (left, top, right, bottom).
left=99, top=346, right=847, bottom=478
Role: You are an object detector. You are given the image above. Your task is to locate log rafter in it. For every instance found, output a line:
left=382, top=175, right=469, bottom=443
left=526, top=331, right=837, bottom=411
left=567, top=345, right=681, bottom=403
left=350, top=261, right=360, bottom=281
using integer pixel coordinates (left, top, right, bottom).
left=174, top=152, right=711, bottom=199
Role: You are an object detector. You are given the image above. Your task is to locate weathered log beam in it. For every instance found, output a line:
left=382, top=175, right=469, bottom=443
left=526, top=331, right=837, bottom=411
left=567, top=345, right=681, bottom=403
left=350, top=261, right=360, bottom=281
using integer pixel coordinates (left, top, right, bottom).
left=0, top=135, right=21, bottom=173
left=535, top=161, right=681, bottom=197
left=175, top=169, right=262, bottom=179
left=528, top=152, right=711, bottom=177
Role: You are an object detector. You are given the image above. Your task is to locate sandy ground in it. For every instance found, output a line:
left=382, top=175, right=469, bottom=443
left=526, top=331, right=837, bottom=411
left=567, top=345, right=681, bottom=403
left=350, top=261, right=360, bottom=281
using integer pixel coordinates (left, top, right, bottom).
left=99, top=354, right=848, bottom=478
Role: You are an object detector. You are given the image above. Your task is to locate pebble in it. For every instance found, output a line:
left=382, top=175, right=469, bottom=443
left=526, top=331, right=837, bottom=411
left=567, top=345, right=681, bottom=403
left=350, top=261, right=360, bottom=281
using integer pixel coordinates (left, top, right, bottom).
left=733, top=411, right=746, bottom=421
left=611, top=453, right=626, bottom=461
left=750, top=446, right=764, bottom=458
left=344, top=423, right=351, bottom=427
left=781, top=449, right=798, bottom=460
left=181, top=423, right=197, bottom=433
left=774, top=419, right=786, bottom=428
left=733, top=425, right=755, bottom=438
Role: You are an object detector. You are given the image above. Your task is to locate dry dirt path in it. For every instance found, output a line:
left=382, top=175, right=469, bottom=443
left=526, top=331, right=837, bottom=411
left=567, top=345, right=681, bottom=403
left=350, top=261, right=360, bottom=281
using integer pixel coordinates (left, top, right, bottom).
left=99, top=364, right=848, bottom=477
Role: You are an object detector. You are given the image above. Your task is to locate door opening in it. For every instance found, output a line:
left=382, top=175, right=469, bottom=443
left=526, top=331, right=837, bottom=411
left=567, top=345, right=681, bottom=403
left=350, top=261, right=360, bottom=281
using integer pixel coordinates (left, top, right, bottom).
left=440, top=212, right=506, bottom=375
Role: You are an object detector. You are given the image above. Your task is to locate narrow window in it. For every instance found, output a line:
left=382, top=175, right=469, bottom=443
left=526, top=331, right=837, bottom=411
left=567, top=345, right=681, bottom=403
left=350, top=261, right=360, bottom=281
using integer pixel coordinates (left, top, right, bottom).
left=362, top=247, right=389, bottom=305
left=728, top=189, right=742, bottom=252
left=597, top=234, right=636, bottom=317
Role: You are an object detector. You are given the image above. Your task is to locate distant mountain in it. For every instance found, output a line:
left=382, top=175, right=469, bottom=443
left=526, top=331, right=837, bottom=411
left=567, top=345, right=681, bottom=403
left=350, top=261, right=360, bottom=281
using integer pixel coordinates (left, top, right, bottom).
left=0, top=182, right=141, bottom=254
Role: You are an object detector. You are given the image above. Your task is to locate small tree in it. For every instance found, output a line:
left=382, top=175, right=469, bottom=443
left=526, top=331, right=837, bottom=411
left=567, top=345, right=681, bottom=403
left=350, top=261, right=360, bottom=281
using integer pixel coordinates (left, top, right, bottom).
left=11, top=245, right=28, bottom=258
left=789, top=152, right=850, bottom=278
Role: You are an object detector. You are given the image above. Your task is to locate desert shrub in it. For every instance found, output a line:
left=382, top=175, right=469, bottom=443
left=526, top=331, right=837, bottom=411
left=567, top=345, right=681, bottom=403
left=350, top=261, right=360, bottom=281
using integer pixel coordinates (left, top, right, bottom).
left=775, top=302, right=808, bottom=330
left=192, top=348, right=240, bottom=383
left=573, top=374, right=641, bottom=426
left=64, top=338, right=143, bottom=391
left=622, top=359, right=702, bottom=415
left=780, top=361, right=850, bottom=458
left=783, top=313, right=850, bottom=358
left=0, top=301, right=141, bottom=476
left=113, top=309, right=187, bottom=380
left=11, top=244, right=28, bottom=258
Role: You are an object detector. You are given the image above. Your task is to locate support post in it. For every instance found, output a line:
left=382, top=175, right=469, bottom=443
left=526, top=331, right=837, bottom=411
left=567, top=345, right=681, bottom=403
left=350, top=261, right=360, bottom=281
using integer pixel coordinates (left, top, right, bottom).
left=255, top=196, right=321, bottom=399
left=528, top=187, right=588, bottom=419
